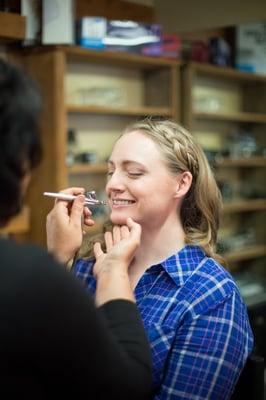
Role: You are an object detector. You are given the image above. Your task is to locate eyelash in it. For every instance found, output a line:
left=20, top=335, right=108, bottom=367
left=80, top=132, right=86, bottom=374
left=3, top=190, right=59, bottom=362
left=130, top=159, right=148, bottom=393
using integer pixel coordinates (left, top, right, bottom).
left=128, top=172, right=142, bottom=178
left=107, top=171, right=143, bottom=178
left=107, top=171, right=114, bottom=180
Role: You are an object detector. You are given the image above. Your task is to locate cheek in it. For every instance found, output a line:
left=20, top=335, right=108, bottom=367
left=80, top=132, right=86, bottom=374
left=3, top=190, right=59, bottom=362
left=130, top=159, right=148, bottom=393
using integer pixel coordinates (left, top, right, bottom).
left=105, top=180, right=113, bottom=196
left=106, top=179, right=144, bottom=196
left=142, top=182, right=176, bottom=210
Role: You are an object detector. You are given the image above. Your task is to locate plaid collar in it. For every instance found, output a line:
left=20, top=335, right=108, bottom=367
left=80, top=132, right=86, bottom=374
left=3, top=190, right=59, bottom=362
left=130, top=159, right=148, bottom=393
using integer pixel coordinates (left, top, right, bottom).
left=146, top=245, right=207, bottom=288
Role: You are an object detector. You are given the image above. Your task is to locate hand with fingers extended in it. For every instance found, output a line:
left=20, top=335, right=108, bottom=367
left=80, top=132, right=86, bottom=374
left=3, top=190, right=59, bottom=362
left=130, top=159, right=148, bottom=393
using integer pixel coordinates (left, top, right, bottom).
left=46, top=187, right=95, bottom=265
left=93, top=218, right=142, bottom=306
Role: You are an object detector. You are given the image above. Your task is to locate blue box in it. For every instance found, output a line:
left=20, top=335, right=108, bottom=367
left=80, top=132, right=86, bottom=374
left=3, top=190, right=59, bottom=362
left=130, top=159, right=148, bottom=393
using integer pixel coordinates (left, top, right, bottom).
left=76, top=17, right=107, bottom=49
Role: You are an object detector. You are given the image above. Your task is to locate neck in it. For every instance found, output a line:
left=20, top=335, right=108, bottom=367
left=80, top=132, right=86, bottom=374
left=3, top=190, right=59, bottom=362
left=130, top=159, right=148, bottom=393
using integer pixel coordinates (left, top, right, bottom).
left=129, top=213, right=185, bottom=282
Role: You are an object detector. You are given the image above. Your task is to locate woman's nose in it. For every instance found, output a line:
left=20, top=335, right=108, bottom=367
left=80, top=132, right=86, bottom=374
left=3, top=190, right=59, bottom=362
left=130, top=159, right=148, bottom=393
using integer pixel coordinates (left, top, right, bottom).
left=106, top=171, right=124, bottom=192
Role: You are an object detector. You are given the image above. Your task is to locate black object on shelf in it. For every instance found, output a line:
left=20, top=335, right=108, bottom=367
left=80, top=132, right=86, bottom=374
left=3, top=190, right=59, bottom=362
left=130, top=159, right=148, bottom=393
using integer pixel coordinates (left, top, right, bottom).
left=0, top=1, right=8, bottom=11
left=209, top=37, right=232, bottom=67
left=231, top=352, right=264, bottom=400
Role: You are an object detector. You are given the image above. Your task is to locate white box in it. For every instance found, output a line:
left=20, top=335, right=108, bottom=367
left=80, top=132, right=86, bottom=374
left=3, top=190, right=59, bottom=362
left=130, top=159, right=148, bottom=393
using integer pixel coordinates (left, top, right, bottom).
left=42, top=0, right=74, bottom=45
left=235, top=22, right=266, bottom=75
left=21, top=0, right=41, bottom=45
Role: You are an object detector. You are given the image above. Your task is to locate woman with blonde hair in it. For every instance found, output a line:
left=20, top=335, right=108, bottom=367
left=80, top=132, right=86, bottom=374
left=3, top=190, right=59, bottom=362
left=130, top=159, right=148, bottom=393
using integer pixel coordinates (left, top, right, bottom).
left=66, top=118, right=253, bottom=399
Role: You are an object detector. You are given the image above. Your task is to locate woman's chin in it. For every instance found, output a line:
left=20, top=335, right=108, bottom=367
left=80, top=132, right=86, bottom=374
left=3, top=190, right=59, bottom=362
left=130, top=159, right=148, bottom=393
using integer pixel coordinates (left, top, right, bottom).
left=110, top=211, right=130, bottom=226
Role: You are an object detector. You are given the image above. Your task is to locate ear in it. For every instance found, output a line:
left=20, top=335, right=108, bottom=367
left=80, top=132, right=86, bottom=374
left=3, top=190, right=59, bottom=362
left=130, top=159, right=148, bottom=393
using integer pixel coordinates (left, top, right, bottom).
left=21, top=171, right=31, bottom=197
left=173, top=171, right=193, bottom=199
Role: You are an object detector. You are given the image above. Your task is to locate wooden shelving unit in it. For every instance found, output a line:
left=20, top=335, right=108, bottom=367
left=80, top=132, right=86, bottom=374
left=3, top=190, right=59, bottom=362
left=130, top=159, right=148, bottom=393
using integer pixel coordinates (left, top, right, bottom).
left=223, top=199, right=266, bottom=213
left=182, top=62, right=266, bottom=270
left=216, top=156, right=266, bottom=168
left=225, top=245, right=266, bottom=263
left=60, top=45, right=178, bottom=69
left=0, top=12, right=25, bottom=41
left=188, top=61, right=266, bottom=82
left=68, top=163, right=107, bottom=175
left=194, top=111, right=266, bottom=123
left=11, top=46, right=181, bottom=246
left=67, top=104, right=172, bottom=116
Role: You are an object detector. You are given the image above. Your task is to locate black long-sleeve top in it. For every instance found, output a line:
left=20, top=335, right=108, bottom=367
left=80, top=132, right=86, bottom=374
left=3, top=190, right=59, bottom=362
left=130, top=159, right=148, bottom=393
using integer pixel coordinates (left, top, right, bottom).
left=0, top=238, right=151, bottom=399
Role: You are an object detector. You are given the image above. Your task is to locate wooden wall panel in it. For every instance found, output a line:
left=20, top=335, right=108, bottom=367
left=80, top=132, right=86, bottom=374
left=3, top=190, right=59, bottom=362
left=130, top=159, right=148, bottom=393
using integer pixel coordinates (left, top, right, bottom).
left=75, top=0, right=155, bottom=22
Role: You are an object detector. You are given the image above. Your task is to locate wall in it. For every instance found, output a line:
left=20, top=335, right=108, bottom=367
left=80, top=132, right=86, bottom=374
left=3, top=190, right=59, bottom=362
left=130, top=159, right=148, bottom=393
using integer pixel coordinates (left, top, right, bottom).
left=154, top=0, right=266, bottom=33
left=75, top=0, right=154, bottom=22
left=122, top=0, right=154, bottom=4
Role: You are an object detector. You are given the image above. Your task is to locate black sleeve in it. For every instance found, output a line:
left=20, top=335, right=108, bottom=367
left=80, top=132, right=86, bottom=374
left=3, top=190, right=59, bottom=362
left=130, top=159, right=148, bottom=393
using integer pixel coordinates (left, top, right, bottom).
left=0, top=242, right=152, bottom=399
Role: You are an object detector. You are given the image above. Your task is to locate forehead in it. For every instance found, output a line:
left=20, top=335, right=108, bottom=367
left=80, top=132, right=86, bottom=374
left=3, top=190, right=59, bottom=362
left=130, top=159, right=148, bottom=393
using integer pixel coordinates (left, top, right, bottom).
left=110, top=130, right=162, bottom=163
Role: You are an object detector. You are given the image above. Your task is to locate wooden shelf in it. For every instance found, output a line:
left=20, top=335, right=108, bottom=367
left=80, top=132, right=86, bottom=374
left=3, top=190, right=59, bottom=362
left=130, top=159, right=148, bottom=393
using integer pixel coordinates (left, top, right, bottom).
left=223, top=199, right=266, bottom=213
left=58, top=45, right=181, bottom=69
left=189, top=62, right=266, bottom=83
left=183, top=61, right=266, bottom=274
left=68, top=163, right=107, bottom=175
left=67, top=104, right=172, bottom=116
left=0, top=12, right=25, bottom=41
left=0, top=206, right=29, bottom=235
left=224, top=245, right=266, bottom=263
left=216, top=156, right=266, bottom=167
left=194, top=111, right=266, bottom=124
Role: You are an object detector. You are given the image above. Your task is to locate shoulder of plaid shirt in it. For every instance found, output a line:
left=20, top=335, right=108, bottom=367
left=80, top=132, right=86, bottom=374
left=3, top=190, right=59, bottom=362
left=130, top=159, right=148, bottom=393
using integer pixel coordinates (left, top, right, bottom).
left=73, top=244, right=254, bottom=400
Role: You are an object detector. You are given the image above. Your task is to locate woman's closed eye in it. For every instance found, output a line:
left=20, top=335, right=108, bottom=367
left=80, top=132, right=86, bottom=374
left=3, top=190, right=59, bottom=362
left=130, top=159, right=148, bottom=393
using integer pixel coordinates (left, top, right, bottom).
left=127, top=172, right=143, bottom=178
left=106, top=171, right=114, bottom=181
left=107, top=170, right=144, bottom=179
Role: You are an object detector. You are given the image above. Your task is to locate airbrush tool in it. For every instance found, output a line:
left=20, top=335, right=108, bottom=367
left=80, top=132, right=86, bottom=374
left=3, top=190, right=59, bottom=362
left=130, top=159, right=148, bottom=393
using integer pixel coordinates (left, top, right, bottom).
left=43, top=190, right=106, bottom=206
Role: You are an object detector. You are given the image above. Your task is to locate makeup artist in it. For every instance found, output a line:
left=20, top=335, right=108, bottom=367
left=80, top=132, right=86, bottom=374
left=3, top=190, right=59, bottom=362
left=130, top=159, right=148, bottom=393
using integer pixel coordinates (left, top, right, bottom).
left=0, top=58, right=151, bottom=399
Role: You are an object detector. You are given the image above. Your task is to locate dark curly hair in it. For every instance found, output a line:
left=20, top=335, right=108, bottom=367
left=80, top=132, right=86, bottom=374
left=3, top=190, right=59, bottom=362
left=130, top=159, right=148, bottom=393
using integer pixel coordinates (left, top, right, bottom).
left=0, top=58, right=42, bottom=225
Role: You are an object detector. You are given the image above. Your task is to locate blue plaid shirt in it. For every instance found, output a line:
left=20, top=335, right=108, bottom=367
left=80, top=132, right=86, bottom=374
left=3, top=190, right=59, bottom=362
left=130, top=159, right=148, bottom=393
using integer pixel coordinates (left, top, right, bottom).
left=74, top=245, right=253, bottom=399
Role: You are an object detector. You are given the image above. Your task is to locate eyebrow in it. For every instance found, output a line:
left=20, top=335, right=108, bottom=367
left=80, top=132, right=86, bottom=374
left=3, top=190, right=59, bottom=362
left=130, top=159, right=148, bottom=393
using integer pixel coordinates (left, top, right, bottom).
left=107, top=159, right=146, bottom=169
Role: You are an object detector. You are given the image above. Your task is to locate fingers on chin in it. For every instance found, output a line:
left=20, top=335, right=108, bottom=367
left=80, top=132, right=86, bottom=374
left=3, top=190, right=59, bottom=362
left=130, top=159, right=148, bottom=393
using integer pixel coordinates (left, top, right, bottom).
left=84, top=219, right=95, bottom=226
left=105, top=231, right=113, bottom=251
left=113, top=225, right=121, bottom=244
left=121, top=225, right=130, bottom=239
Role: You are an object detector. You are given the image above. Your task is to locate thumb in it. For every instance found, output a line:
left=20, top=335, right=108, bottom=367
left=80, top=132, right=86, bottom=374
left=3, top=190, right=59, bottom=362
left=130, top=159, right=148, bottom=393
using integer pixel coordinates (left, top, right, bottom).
left=70, top=195, right=85, bottom=225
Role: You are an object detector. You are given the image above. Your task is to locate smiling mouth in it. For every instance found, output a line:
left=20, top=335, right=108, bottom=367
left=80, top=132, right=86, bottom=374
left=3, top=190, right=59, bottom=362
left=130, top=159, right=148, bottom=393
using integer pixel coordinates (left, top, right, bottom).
left=112, top=199, right=136, bottom=206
